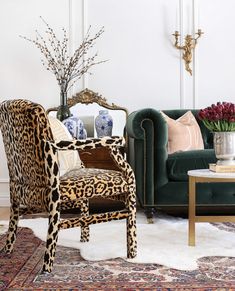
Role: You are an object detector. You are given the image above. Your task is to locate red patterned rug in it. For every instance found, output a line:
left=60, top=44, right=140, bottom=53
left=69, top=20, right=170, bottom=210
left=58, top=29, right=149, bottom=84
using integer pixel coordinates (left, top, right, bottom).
left=0, top=227, right=235, bottom=291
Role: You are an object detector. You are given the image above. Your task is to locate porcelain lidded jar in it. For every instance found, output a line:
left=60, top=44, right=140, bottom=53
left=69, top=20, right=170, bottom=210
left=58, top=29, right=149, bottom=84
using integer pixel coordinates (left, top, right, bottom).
left=63, top=116, right=87, bottom=139
left=95, top=110, right=113, bottom=137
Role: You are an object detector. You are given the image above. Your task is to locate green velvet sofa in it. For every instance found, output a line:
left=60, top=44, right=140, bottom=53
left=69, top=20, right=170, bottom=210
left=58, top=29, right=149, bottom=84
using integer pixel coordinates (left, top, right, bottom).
left=126, top=108, right=235, bottom=220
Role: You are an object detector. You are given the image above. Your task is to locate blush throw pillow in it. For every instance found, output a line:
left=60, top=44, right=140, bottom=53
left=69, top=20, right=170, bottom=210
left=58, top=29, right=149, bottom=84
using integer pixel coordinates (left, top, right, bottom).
left=48, top=116, right=82, bottom=176
left=161, top=111, right=204, bottom=154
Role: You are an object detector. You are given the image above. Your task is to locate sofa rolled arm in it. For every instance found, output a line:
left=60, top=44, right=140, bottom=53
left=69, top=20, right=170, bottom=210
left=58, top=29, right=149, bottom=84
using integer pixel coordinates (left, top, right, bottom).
left=126, top=108, right=165, bottom=142
left=126, top=108, right=169, bottom=208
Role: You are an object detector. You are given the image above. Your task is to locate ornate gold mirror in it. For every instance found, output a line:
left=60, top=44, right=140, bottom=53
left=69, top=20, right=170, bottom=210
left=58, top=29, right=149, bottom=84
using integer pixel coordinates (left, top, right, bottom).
left=47, top=88, right=128, bottom=139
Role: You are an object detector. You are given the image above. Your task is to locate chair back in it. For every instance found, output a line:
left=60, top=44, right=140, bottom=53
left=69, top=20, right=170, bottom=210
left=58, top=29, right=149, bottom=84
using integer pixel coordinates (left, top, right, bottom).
left=0, top=100, right=53, bottom=204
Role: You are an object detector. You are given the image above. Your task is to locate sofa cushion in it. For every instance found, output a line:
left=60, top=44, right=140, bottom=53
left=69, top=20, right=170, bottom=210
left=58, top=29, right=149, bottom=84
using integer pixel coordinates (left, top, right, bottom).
left=157, top=181, right=235, bottom=205
left=161, top=111, right=204, bottom=154
left=167, top=149, right=217, bottom=181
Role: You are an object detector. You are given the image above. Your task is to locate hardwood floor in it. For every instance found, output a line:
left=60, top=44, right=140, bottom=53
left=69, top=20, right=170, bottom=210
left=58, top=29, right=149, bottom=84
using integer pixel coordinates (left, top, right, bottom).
left=0, top=207, right=10, bottom=220
left=0, top=202, right=125, bottom=221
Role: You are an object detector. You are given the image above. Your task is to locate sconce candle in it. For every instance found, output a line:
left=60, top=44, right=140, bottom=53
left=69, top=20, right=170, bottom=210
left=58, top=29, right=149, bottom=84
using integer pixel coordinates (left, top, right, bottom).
left=175, top=8, right=179, bottom=31
left=172, top=29, right=204, bottom=75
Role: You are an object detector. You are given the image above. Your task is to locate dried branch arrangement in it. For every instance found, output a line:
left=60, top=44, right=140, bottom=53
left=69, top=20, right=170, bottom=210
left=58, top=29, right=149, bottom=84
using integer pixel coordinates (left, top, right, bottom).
left=20, top=16, right=105, bottom=94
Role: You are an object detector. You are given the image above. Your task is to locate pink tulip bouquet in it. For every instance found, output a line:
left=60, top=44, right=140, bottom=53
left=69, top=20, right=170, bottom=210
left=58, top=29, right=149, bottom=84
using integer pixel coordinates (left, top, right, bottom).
left=198, top=102, right=235, bottom=132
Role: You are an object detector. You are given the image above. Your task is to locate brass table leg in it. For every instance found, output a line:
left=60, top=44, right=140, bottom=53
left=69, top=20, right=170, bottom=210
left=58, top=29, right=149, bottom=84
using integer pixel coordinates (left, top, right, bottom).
left=188, top=176, right=196, bottom=246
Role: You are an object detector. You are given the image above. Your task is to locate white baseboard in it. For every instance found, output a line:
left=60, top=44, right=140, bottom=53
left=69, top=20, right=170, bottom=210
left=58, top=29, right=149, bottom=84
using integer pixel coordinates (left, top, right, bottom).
left=0, top=193, right=10, bottom=207
left=0, top=179, right=10, bottom=207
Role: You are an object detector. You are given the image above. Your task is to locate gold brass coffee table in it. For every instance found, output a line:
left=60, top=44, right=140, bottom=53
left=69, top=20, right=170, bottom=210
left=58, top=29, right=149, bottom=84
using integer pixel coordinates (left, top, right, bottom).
left=188, top=169, right=235, bottom=246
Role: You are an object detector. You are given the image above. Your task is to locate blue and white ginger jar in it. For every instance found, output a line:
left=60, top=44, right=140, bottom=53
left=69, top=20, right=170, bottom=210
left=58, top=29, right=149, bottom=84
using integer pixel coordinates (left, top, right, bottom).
left=95, top=110, right=113, bottom=138
left=63, top=116, right=87, bottom=139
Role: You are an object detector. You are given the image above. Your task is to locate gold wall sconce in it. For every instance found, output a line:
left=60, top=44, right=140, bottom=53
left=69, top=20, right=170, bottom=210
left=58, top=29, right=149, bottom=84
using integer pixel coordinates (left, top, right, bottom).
left=172, top=29, right=204, bottom=75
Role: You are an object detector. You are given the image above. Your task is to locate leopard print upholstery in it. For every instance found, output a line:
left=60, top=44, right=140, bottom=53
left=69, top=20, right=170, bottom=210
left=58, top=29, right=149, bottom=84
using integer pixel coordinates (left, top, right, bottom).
left=0, top=99, right=137, bottom=273
left=60, top=168, right=129, bottom=200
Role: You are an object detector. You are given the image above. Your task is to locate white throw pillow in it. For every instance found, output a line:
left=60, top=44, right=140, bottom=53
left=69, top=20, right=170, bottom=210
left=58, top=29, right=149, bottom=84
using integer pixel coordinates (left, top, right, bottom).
left=48, top=116, right=82, bottom=176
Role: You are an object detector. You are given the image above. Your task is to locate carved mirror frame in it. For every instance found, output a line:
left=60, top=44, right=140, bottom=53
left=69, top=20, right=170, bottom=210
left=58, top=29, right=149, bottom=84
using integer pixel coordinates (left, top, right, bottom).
left=47, top=88, right=129, bottom=151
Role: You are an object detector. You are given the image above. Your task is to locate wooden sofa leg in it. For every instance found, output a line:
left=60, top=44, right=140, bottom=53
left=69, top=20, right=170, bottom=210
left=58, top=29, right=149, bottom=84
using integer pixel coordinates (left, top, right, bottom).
left=144, top=207, right=155, bottom=223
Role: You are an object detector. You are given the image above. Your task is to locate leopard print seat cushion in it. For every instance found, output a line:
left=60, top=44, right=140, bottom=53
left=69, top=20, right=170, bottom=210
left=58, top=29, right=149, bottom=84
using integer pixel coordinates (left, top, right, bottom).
left=59, top=168, right=128, bottom=201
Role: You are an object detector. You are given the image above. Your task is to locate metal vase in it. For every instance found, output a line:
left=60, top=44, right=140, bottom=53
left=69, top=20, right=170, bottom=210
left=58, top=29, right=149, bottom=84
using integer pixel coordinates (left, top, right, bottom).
left=213, top=132, right=235, bottom=165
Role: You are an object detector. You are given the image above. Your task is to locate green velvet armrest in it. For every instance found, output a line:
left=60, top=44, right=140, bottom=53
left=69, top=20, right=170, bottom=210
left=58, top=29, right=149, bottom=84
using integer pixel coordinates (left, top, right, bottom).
left=126, top=108, right=169, bottom=207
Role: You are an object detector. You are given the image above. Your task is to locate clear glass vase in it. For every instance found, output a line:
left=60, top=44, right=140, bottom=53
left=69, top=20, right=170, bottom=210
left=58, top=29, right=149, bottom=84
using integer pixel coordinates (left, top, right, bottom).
left=56, top=92, right=71, bottom=121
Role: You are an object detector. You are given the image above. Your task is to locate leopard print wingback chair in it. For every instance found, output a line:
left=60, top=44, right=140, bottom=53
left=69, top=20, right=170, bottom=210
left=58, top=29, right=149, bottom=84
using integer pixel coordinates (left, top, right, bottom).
left=0, top=99, right=137, bottom=272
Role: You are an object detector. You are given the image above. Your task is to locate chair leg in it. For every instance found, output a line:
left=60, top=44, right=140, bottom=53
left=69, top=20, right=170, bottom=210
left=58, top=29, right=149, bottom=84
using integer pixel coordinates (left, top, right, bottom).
left=42, top=211, right=60, bottom=273
left=126, top=191, right=137, bottom=258
left=3, top=202, right=19, bottom=254
left=80, top=199, right=90, bottom=242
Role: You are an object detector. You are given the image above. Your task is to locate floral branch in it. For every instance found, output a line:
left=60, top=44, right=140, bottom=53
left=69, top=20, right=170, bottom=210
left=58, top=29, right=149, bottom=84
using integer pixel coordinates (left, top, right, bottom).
left=19, top=16, right=106, bottom=94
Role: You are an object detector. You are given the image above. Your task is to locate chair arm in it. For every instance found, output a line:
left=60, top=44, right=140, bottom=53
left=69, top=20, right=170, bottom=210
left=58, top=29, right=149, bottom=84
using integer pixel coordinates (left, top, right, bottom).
left=50, top=136, right=125, bottom=151
left=44, top=136, right=135, bottom=193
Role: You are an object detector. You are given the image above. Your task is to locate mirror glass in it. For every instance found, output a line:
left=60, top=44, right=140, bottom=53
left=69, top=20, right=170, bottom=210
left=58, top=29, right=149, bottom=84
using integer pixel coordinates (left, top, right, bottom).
left=70, top=103, right=126, bottom=138
left=47, top=89, right=128, bottom=139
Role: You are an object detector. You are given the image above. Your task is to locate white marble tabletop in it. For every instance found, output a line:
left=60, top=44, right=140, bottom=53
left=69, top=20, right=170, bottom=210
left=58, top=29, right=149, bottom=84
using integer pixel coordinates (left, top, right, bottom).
left=188, top=169, right=235, bottom=179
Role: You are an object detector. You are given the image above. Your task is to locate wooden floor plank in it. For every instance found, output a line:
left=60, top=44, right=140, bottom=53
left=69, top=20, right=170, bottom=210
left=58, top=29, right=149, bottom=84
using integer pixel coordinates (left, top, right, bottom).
left=0, top=207, right=10, bottom=220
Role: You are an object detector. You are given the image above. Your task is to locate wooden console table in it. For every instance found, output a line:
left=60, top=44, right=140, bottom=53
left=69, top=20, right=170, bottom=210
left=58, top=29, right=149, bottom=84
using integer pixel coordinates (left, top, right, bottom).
left=188, top=169, right=235, bottom=246
left=79, top=147, right=123, bottom=171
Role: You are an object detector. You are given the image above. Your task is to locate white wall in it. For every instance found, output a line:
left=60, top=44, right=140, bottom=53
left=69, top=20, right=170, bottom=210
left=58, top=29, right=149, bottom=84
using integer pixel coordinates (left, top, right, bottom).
left=1, top=0, right=235, bottom=206
left=197, top=0, right=235, bottom=107
left=86, top=0, right=181, bottom=110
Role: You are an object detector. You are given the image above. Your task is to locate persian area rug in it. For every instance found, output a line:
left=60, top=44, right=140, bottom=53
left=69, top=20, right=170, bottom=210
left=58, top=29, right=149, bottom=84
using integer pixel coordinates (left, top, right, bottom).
left=0, top=226, right=235, bottom=290
left=1, top=212, right=235, bottom=271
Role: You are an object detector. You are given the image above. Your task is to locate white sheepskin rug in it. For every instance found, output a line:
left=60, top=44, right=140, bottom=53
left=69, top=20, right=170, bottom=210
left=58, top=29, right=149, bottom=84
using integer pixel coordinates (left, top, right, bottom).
left=1, top=211, right=235, bottom=271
